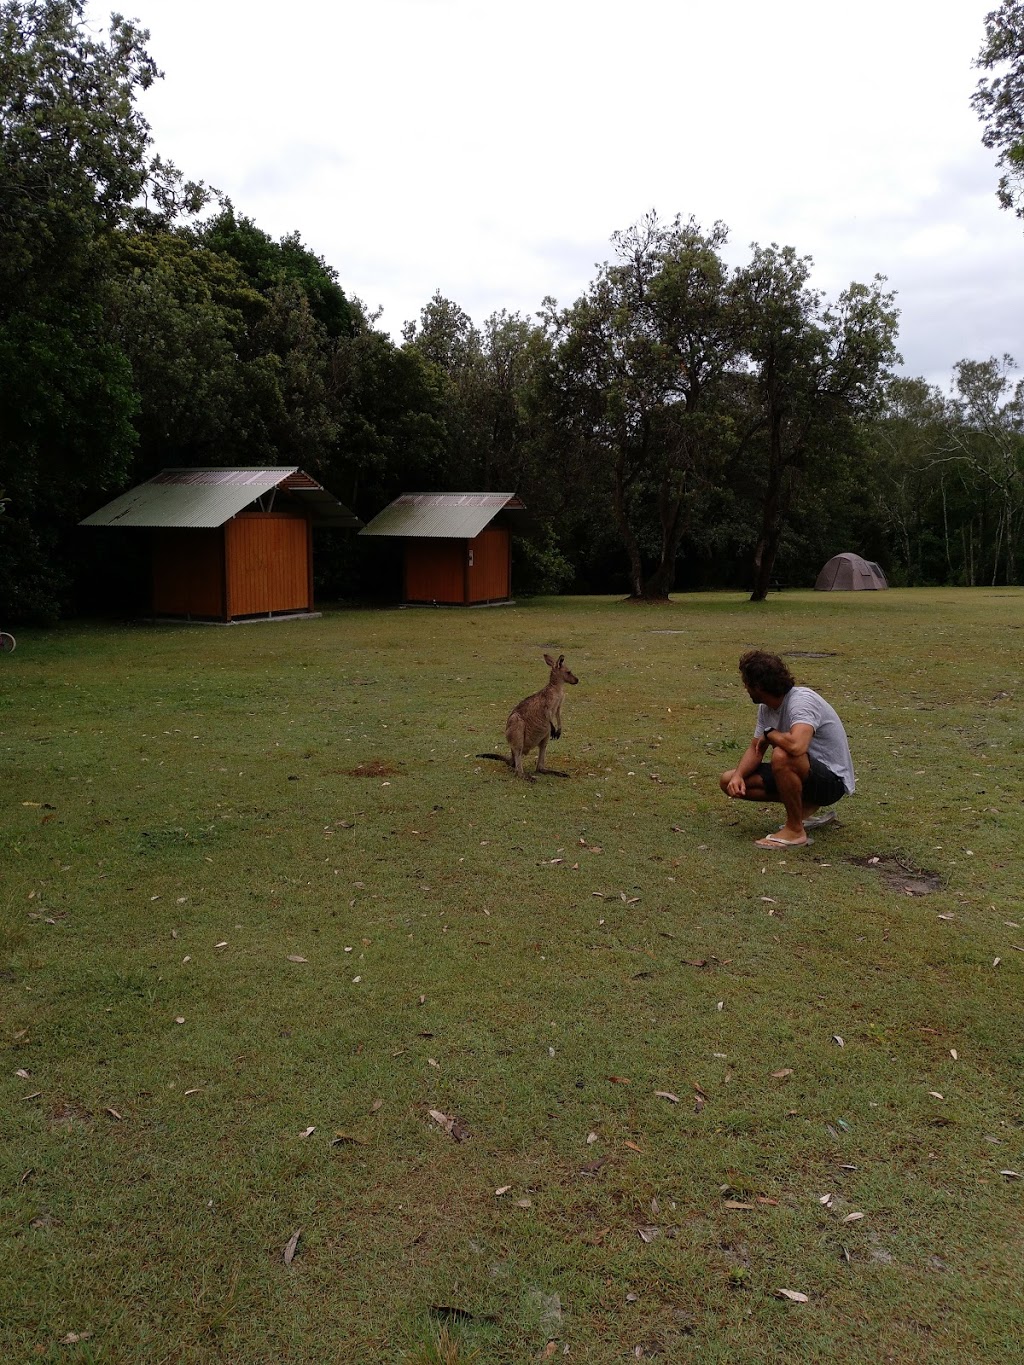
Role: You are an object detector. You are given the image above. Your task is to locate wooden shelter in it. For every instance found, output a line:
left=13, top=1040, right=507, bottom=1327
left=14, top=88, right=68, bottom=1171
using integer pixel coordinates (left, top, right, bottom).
left=80, top=468, right=361, bottom=621
left=359, top=493, right=525, bottom=605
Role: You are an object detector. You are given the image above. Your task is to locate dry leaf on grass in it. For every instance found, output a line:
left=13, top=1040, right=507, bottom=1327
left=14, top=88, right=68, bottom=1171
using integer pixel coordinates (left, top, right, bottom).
left=428, top=1109, right=470, bottom=1142
left=654, top=1090, right=679, bottom=1103
left=723, top=1200, right=755, bottom=1210
left=60, top=1332, right=93, bottom=1345
left=842, top=1211, right=866, bottom=1223
left=1000, top=1169, right=1021, bottom=1179
left=637, top=1225, right=660, bottom=1242
left=495, top=1185, right=511, bottom=1196
left=286, top=955, right=307, bottom=963
left=772, top=1068, right=794, bottom=1079
left=608, top=1075, right=631, bottom=1085
left=15, top=1069, right=30, bottom=1079
left=299, top=1126, right=315, bottom=1138
left=774, top=1289, right=808, bottom=1303
left=832, top=1035, right=845, bottom=1047
left=283, top=1229, right=301, bottom=1264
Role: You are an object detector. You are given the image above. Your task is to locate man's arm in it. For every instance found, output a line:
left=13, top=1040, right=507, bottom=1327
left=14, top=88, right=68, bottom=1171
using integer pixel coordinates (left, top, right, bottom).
left=726, top=735, right=768, bottom=796
left=762, top=722, right=814, bottom=758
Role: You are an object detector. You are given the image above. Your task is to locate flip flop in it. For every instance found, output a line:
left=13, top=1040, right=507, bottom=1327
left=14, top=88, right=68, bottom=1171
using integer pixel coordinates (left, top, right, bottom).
left=755, top=833, right=813, bottom=850
left=803, top=811, right=837, bottom=830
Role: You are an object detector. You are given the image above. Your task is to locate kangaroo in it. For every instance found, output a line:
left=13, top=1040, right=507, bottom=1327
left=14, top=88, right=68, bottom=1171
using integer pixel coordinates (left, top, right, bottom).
left=477, top=654, right=580, bottom=781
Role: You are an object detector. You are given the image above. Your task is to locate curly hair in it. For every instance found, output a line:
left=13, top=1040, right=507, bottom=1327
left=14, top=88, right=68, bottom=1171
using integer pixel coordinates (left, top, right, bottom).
left=738, top=649, right=795, bottom=696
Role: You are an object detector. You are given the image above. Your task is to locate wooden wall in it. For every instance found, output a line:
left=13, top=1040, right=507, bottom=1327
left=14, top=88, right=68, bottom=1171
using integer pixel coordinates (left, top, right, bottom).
left=403, top=527, right=511, bottom=605
left=225, top=514, right=311, bottom=617
left=404, top=538, right=466, bottom=604
left=151, top=514, right=311, bottom=620
left=466, top=526, right=510, bottom=603
left=152, top=529, right=225, bottom=618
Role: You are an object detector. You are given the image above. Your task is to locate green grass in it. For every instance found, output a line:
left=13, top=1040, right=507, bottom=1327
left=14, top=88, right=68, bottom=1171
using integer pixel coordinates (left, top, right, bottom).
left=2, top=590, right=1023, bottom=1362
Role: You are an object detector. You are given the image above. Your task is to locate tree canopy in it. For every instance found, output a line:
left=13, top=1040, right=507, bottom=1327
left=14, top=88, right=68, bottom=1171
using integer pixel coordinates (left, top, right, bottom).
left=0, top=2, right=1019, bottom=620
left=974, top=1, right=1024, bottom=219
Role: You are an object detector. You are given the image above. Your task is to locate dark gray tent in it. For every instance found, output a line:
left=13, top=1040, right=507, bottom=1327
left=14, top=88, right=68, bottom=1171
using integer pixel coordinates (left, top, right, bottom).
left=814, top=552, right=888, bottom=591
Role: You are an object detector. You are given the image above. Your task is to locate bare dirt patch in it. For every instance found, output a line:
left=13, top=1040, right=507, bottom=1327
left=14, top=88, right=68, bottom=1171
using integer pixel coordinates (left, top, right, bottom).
left=850, top=854, right=944, bottom=896
left=345, top=760, right=400, bottom=778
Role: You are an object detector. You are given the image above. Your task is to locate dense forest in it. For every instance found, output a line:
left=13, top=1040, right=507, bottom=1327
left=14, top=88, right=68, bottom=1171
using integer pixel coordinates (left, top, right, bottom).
left=2, top=1, right=1023, bottom=622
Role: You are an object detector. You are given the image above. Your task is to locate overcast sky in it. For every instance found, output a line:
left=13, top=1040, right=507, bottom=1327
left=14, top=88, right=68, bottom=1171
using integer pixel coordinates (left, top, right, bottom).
left=91, top=0, right=1020, bottom=389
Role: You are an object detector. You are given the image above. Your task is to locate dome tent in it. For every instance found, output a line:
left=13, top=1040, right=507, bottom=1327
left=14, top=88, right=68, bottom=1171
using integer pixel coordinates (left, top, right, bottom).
left=814, top=552, right=888, bottom=591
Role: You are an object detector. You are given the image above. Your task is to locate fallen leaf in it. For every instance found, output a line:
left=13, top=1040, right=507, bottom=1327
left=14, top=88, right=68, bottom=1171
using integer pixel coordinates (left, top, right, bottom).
left=993, top=957, right=1001, bottom=967
left=723, top=1200, right=754, bottom=1210
left=287, top=955, right=307, bottom=963
left=60, top=1332, right=93, bottom=1345
left=624, top=1141, right=642, bottom=1153
left=654, top=1090, right=680, bottom=1103
left=175, top=1016, right=185, bottom=1025
left=541, top=1343, right=558, bottom=1361
left=495, top=1185, right=511, bottom=1196
left=183, top=1088, right=202, bottom=1096
left=283, top=1228, right=301, bottom=1264
left=299, top=1126, right=315, bottom=1138
left=105, top=1107, right=123, bottom=1121
left=608, top=1075, right=631, bottom=1085
left=774, top=1288, right=808, bottom=1303
left=842, top=1211, right=866, bottom=1223
left=756, top=1196, right=779, bottom=1206
left=370, top=1099, right=383, bottom=1113
left=637, top=1225, right=661, bottom=1242
left=832, top=1035, right=845, bottom=1047
left=330, top=1132, right=367, bottom=1146
left=15, top=1069, right=30, bottom=1079
left=515, top=1197, right=532, bottom=1208
left=929, top=1092, right=944, bottom=1100
left=586, top=1131, right=599, bottom=1144
left=428, top=1057, right=440, bottom=1068
left=950, top=1049, right=958, bottom=1061
left=1000, top=1169, right=1021, bottom=1179
left=772, top=1068, right=794, bottom=1079
left=428, top=1109, right=470, bottom=1142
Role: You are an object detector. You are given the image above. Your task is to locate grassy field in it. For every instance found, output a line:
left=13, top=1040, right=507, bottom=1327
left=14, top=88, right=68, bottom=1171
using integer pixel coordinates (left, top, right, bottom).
left=2, top=589, right=1023, bottom=1363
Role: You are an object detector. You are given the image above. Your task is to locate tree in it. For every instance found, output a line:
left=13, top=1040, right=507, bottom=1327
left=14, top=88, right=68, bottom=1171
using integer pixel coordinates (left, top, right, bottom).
left=734, top=247, right=900, bottom=601
left=0, top=1, right=206, bottom=618
left=547, top=212, right=739, bottom=599
left=973, top=1, right=1024, bottom=219
left=943, top=355, right=1024, bottom=583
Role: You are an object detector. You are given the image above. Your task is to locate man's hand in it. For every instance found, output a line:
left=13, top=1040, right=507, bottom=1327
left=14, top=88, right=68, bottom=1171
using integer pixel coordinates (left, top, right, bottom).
left=726, top=773, right=747, bottom=798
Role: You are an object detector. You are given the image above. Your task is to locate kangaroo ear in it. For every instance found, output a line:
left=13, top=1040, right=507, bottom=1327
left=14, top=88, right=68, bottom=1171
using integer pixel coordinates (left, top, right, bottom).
left=543, top=654, right=556, bottom=667
left=557, top=655, right=564, bottom=667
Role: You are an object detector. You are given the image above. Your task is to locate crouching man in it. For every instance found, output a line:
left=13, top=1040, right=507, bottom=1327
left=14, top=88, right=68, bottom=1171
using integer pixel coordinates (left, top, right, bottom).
left=720, top=649, right=855, bottom=850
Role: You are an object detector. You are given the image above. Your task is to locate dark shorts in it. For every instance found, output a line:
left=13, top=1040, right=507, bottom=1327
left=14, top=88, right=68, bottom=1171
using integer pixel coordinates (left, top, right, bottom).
left=757, top=755, right=846, bottom=807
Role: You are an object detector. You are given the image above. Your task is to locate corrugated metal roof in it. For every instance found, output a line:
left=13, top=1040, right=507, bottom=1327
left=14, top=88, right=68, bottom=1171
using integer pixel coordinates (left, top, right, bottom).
left=360, top=493, right=524, bottom=539
left=80, top=468, right=361, bottom=529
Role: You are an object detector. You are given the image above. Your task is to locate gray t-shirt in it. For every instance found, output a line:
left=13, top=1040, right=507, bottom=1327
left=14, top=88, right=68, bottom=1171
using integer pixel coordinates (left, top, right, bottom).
left=755, top=686, right=856, bottom=794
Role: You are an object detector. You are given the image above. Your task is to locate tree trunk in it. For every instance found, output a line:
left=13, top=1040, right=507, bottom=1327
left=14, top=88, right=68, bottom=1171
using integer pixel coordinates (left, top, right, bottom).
left=750, top=418, right=785, bottom=602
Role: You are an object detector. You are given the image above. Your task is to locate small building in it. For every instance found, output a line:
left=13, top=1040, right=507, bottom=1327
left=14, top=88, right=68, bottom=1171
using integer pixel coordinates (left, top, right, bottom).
left=814, top=552, right=888, bottom=591
left=360, top=493, right=524, bottom=605
left=80, top=467, right=361, bottom=621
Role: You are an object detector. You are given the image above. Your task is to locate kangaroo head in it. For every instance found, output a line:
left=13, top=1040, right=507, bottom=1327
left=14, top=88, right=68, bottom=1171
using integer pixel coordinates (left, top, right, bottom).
left=544, top=653, right=579, bottom=685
